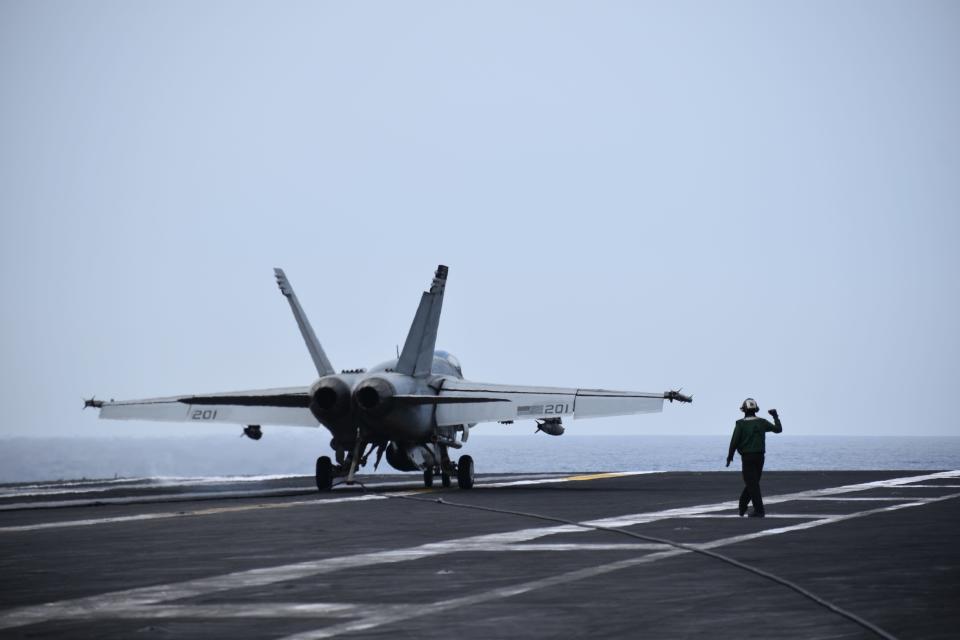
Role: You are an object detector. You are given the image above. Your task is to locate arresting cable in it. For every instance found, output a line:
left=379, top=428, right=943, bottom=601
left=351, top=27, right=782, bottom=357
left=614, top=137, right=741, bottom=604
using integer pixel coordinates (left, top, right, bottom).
left=382, top=491, right=898, bottom=640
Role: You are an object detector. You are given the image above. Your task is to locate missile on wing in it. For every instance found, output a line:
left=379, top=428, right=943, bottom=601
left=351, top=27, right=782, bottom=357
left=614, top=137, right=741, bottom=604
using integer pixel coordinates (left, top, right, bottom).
left=665, top=390, right=693, bottom=403
left=535, top=418, right=565, bottom=436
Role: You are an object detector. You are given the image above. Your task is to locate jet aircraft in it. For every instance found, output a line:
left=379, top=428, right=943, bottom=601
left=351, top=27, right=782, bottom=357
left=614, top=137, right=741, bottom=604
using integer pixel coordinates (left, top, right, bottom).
left=88, top=265, right=691, bottom=491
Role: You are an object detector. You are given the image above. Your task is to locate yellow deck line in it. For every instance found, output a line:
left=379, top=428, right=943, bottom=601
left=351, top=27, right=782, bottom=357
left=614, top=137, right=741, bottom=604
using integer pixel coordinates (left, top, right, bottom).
left=563, top=472, right=636, bottom=482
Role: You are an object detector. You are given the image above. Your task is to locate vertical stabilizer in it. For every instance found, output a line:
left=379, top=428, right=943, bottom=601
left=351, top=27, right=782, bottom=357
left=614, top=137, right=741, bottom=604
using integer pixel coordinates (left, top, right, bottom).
left=274, top=268, right=336, bottom=377
left=396, top=265, right=448, bottom=377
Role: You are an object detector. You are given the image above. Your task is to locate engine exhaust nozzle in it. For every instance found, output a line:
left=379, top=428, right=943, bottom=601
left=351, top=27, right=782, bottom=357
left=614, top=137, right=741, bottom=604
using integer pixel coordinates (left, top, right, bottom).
left=309, top=377, right=352, bottom=419
left=353, top=377, right=395, bottom=415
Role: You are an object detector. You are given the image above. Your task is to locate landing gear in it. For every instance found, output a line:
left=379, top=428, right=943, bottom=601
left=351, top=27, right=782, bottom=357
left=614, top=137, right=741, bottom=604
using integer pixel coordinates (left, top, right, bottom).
left=456, top=454, right=474, bottom=490
left=316, top=456, right=333, bottom=492
left=423, top=468, right=434, bottom=488
left=436, top=443, right=453, bottom=488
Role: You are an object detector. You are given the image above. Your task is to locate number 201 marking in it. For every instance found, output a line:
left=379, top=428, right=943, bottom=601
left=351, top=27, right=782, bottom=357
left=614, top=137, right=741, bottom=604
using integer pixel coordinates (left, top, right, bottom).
left=191, top=409, right=218, bottom=421
left=543, top=403, right=569, bottom=415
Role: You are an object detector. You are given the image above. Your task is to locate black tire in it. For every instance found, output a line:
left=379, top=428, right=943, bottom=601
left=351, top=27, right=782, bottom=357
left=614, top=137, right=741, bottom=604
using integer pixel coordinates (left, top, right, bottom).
left=316, top=456, right=333, bottom=492
left=441, top=472, right=451, bottom=488
left=456, top=455, right=474, bottom=490
left=423, top=468, right=434, bottom=488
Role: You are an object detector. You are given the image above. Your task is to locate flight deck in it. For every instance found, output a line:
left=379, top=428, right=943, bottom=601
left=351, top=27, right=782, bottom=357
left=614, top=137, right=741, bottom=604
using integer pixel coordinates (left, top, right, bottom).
left=1, top=470, right=958, bottom=639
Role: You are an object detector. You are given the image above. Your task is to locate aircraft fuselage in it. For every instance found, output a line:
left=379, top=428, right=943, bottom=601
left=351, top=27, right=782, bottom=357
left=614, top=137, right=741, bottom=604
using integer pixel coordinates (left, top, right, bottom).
left=308, top=355, right=466, bottom=469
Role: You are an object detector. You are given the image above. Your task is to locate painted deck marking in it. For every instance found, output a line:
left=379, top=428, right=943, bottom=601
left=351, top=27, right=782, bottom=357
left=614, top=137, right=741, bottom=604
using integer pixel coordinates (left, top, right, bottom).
left=282, top=491, right=960, bottom=639
left=799, top=496, right=935, bottom=502
left=0, top=494, right=388, bottom=533
left=0, top=472, right=639, bottom=533
left=0, top=470, right=956, bottom=634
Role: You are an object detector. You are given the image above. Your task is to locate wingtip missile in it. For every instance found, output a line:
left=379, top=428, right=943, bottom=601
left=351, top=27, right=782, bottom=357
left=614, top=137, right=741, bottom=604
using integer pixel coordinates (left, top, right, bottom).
left=664, top=390, right=693, bottom=404
left=83, top=397, right=104, bottom=409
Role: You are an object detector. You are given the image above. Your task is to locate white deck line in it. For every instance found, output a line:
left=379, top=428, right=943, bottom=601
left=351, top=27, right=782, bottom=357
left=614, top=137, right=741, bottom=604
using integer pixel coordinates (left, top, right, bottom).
left=281, top=492, right=960, bottom=640
left=579, top=470, right=960, bottom=528
left=682, top=513, right=836, bottom=519
left=0, top=472, right=653, bottom=532
left=0, top=475, right=306, bottom=499
left=0, top=494, right=390, bottom=533
left=0, top=477, right=466, bottom=512
left=885, top=484, right=960, bottom=488
left=0, top=470, right=956, bottom=633
left=799, top=496, right=935, bottom=502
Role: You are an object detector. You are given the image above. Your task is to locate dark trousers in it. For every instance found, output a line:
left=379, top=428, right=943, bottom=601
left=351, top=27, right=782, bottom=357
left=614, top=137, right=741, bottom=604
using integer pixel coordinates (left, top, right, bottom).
left=739, top=453, right=765, bottom=514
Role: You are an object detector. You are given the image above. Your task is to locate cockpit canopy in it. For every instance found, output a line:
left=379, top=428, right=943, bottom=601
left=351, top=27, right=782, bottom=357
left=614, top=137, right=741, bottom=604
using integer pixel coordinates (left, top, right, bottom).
left=433, top=349, right=462, bottom=376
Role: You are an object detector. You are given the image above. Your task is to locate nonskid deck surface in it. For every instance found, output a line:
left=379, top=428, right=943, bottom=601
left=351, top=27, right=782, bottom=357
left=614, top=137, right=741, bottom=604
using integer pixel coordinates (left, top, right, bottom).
left=1, top=470, right=958, bottom=639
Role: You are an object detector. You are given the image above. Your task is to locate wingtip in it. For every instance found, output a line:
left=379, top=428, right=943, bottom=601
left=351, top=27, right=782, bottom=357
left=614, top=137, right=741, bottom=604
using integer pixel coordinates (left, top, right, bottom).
left=665, top=390, right=693, bottom=404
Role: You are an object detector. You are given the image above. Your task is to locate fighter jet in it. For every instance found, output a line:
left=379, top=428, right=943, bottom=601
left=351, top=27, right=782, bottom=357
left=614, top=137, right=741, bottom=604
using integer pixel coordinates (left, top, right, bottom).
left=88, top=265, right=691, bottom=491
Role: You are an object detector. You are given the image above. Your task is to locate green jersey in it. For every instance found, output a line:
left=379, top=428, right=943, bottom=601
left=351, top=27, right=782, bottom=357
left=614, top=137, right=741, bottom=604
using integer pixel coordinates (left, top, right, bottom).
left=728, top=416, right=782, bottom=458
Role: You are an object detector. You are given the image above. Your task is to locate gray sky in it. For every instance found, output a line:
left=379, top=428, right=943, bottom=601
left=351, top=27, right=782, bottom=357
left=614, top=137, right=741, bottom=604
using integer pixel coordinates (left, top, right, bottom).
left=1, top=1, right=957, bottom=439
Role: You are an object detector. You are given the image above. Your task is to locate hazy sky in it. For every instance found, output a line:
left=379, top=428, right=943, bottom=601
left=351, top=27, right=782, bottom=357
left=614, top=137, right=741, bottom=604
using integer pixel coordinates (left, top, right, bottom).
left=1, top=1, right=957, bottom=441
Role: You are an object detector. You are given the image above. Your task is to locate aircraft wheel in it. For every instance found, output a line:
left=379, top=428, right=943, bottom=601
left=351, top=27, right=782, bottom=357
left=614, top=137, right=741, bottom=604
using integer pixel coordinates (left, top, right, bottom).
left=423, top=468, right=434, bottom=488
left=441, top=472, right=451, bottom=488
left=456, top=455, right=474, bottom=490
left=316, top=456, right=333, bottom=492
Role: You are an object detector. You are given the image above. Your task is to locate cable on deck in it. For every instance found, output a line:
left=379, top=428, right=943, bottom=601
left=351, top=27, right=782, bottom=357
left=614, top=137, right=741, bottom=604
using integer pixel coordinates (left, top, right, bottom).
left=383, top=492, right=898, bottom=640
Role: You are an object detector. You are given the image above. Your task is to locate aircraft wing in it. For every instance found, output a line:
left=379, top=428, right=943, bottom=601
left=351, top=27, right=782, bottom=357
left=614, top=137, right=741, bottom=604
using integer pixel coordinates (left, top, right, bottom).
left=432, top=379, right=690, bottom=427
left=91, top=387, right=318, bottom=427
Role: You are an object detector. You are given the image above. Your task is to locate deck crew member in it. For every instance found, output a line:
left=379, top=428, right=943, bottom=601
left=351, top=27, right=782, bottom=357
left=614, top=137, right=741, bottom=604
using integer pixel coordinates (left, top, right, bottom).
left=726, top=398, right=782, bottom=518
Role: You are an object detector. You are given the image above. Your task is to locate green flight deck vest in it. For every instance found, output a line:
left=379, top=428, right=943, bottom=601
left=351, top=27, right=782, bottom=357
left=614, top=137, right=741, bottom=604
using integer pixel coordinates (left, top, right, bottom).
left=729, top=416, right=782, bottom=456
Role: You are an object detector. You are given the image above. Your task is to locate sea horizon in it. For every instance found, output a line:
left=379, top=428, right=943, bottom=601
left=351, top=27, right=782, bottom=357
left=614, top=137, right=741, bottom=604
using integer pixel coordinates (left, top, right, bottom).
left=2, top=434, right=958, bottom=484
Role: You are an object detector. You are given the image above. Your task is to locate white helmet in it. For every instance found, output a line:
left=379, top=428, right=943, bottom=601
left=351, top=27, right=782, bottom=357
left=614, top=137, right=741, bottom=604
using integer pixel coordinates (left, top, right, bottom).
left=740, top=397, right=759, bottom=412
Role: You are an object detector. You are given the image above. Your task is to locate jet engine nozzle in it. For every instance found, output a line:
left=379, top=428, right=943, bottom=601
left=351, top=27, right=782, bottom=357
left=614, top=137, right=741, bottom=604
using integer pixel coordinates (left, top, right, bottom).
left=309, top=376, right=352, bottom=419
left=353, top=377, right=396, bottom=415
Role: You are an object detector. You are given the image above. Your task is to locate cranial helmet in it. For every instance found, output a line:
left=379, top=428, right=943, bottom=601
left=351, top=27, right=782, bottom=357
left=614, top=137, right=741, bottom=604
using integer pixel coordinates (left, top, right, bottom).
left=740, top=398, right=759, bottom=412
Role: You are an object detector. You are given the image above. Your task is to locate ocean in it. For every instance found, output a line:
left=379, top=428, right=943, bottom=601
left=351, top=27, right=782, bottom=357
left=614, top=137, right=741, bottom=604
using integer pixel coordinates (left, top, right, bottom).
left=2, top=434, right=958, bottom=484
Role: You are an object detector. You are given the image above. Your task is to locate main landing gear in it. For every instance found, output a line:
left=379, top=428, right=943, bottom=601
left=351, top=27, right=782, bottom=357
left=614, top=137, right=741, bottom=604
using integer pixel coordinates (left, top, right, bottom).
left=316, top=444, right=475, bottom=492
left=316, top=456, right=333, bottom=491
left=316, top=434, right=381, bottom=492
left=423, top=453, right=473, bottom=490
left=456, top=454, right=474, bottom=489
